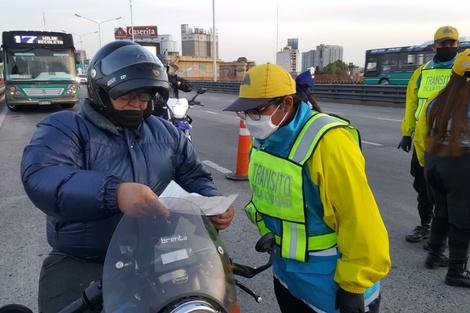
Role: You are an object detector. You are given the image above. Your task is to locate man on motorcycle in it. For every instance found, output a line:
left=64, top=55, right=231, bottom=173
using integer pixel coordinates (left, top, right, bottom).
left=153, top=54, right=193, bottom=117
left=20, top=41, right=234, bottom=313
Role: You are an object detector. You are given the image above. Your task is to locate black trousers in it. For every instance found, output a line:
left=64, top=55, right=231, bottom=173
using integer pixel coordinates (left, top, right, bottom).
left=38, top=254, right=103, bottom=313
left=411, top=148, right=434, bottom=226
left=424, top=152, right=470, bottom=259
left=273, top=277, right=381, bottom=313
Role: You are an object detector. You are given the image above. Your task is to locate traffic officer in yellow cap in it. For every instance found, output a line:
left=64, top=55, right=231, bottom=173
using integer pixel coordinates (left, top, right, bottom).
left=398, top=26, right=460, bottom=245
left=414, top=49, right=470, bottom=287
left=224, top=63, right=391, bottom=313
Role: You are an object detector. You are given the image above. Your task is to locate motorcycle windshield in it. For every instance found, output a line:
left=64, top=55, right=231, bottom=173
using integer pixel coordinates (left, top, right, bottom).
left=102, top=197, right=238, bottom=313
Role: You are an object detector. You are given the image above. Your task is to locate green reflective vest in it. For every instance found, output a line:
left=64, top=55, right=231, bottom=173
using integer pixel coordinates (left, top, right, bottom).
left=245, top=113, right=360, bottom=262
left=415, top=61, right=452, bottom=120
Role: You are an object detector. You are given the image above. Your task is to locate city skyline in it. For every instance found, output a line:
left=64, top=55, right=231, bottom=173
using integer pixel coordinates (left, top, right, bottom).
left=1, top=0, right=470, bottom=67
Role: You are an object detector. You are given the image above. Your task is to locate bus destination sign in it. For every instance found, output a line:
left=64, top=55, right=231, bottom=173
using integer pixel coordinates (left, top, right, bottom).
left=13, top=35, right=64, bottom=45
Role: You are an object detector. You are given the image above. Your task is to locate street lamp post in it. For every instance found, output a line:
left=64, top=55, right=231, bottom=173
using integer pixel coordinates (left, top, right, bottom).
left=129, top=0, right=135, bottom=42
left=212, top=0, right=217, bottom=82
left=75, top=14, right=122, bottom=47
left=62, top=30, right=98, bottom=72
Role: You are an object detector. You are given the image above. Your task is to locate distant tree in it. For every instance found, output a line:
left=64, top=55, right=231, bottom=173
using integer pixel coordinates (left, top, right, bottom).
left=323, top=60, right=349, bottom=74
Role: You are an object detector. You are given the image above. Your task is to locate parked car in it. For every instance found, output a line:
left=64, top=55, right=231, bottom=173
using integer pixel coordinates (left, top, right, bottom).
left=76, top=74, right=87, bottom=84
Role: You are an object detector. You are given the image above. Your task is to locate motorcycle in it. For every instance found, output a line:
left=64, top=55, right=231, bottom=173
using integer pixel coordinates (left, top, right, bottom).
left=0, top=197, right=275, bottom=313
left=153, top=88, right=207, bottom=141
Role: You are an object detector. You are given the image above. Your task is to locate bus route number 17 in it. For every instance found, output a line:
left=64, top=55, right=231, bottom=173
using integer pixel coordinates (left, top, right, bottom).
left=13, top=35, right=38, bottom=44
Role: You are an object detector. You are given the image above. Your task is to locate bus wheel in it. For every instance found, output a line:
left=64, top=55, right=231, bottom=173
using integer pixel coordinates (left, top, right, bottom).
left=6, top=103, right=19, bottom=111
left=61, top=103, right=75, bottom=109
left=379, top=79, right=390, bottom=85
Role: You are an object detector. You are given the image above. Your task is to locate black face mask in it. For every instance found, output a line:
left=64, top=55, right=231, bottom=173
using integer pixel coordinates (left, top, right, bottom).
left=108, top=110, right=144, bottom=128
left=436, top=47, right=458, bottom=62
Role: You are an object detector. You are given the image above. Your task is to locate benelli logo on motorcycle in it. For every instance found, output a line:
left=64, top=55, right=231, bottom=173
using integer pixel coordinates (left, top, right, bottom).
left=159, top=234, right=188, bottom=244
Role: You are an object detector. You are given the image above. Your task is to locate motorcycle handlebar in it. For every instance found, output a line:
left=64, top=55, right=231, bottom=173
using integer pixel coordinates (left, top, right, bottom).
left=231, top=248, right=276, bottom=278
left=58, top=280, right=102, bottom=313
left=189, top=100, right=204, bottom=107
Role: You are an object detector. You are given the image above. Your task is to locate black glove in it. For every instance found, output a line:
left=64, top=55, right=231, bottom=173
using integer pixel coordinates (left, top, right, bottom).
left=335, top=288, right=364, bottom=313
left=397, top=136, right=412, bottom=152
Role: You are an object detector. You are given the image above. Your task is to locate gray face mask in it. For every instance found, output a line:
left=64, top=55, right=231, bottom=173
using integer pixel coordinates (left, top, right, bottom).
left=436, top=47, right=458, bottom=62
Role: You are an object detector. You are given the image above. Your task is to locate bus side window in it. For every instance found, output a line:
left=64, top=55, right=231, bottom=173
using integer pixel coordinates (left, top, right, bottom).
left=424, top=53, right=434, bottom=63
left=365, top=58, right=377, bottom=73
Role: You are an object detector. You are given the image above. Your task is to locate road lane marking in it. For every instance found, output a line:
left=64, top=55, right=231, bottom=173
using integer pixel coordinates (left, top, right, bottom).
left=202, top=160, right=232, bottom=174
left=362, top=140, right=383, bottom=146
left=377, top=117, right=401, bottom=122
left=0, top=105, right=7, bottom=129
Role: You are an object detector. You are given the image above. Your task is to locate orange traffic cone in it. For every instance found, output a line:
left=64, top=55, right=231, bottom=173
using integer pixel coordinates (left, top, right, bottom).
left=226, top=119, right=251, bottom=181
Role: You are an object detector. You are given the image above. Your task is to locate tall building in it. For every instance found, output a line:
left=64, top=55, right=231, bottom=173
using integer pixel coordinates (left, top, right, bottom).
left=314, top=44, right=343, bottom=71
left=276, top=39, right=300, bottom=75
left=181, top=24, right=219, bottom=58
left=287, top=38, right=299, bottom=50
left=156, top=34, right=178, bottom=55
left=301, top=50, right=315, bottom=72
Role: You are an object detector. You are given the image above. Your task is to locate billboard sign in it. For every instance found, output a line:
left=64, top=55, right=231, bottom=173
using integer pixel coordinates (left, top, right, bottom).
left=114, top=26, right=158, bottom=39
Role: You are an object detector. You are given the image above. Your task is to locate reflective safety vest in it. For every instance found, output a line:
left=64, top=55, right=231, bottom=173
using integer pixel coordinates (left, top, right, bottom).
left=415, top=61, right=452, bottom=121
left=244, top=113, right=360, bottom=262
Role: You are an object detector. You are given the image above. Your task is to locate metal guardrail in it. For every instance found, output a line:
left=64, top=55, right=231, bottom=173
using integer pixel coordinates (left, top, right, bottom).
left=191, top=81, right=406, bottom=104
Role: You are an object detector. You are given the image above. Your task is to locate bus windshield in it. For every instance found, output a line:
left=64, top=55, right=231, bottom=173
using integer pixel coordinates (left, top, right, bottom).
left=5, top=48, right=76, bottom=81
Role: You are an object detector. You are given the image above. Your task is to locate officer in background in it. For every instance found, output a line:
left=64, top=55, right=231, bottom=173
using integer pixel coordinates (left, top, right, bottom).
left=414, top=49, right=470, bottom=287
left=398, top=26, right=460, bottom=244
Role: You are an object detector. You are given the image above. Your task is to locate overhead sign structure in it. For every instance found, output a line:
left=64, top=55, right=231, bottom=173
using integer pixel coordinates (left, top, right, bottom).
left=114, top=26, right=158, bottom=40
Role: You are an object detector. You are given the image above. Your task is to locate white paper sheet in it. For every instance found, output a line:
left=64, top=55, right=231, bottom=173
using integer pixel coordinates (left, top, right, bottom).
left=160, top=180, right=238, bottom=216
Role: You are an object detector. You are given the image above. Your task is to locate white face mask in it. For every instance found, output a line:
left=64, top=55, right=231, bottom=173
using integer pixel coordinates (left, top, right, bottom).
left=244, top=104, right=288, bottom=140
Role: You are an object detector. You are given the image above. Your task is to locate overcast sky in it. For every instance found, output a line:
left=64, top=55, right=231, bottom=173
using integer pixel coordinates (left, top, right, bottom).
left=1, top=0, right=470, bottom=67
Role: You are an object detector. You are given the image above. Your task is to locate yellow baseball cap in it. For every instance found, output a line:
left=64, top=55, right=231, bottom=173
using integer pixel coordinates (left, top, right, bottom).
left=453, top=49, right=470, bottom=77
left=224, top=63, right=296, bottom=112
left=434, top=26, right=459, bottom=44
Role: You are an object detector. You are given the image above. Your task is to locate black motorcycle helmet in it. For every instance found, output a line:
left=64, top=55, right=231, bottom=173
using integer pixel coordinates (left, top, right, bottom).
left=157, top=54, right=170, bottom=72
left=87, top=41, right=169, bottom=118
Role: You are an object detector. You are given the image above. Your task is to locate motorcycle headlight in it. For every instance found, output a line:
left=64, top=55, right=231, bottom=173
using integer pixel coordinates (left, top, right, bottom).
left=167, top=300, right=220, bottom=313
left=168, top=98, right=189, bottom=119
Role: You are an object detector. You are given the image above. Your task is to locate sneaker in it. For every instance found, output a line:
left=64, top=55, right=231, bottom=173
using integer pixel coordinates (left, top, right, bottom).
left=405, top=225, right=431, bottom=243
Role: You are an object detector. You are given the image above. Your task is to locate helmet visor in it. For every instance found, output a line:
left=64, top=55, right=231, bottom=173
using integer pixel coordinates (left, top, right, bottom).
left=100, top=45, right=163, bottom=75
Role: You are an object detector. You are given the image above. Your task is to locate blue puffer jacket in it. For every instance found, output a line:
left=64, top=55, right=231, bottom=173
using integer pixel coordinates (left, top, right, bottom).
left=21, top=99, right=221, bottom=262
